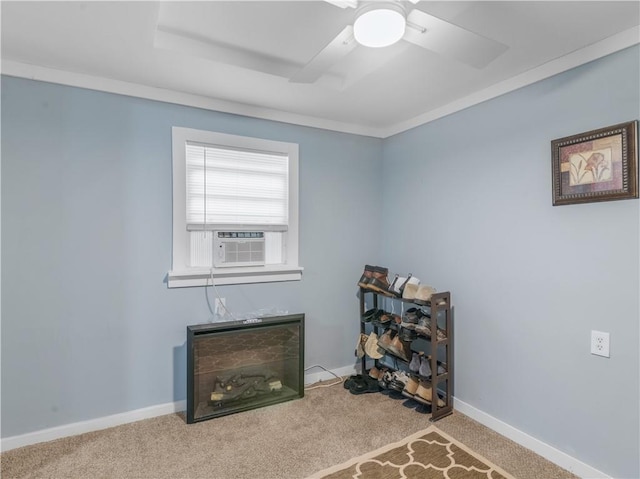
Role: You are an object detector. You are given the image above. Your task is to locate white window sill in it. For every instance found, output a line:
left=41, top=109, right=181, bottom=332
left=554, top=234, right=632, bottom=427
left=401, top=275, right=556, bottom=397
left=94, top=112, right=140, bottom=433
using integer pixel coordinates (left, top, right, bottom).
left=167, top=265, right=303, bottom=288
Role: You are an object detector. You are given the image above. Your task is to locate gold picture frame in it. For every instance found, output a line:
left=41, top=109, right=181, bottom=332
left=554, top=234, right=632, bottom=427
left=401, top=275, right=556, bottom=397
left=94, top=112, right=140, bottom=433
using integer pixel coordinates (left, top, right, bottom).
left=551, top=121, right=638, bottom=206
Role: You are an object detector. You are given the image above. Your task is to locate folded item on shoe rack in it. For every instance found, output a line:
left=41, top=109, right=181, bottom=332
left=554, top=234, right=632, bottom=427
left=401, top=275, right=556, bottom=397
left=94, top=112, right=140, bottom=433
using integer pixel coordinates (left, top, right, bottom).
left=363, top=332, right=384, bottom=359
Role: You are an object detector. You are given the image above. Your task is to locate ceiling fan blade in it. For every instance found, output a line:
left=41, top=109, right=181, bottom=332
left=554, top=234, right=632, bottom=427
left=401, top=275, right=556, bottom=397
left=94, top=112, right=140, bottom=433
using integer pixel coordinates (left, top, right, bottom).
left=404, top=9, right=508, bottom=69
left=290, top=25, right=357, bottom=83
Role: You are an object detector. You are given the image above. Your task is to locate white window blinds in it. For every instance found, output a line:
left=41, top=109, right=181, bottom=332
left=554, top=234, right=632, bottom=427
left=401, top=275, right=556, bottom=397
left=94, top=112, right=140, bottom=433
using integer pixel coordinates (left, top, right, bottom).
left=186, top=142, right=289, bottom=228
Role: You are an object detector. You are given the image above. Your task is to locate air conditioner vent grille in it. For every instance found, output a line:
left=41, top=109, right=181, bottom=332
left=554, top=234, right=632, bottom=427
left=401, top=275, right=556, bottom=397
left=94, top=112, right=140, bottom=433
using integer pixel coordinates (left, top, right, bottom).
left=214, top=231, right=266, bottom=267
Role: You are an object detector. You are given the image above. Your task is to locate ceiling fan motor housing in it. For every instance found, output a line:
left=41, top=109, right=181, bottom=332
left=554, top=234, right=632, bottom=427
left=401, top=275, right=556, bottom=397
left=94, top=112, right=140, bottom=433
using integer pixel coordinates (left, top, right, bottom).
left=353, top=1, right=407, bottom=48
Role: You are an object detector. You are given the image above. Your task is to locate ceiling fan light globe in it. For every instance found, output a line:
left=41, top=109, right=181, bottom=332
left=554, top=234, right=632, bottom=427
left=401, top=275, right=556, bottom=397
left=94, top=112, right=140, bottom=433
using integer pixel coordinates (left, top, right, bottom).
left=353, top=7, right=406, bottom=48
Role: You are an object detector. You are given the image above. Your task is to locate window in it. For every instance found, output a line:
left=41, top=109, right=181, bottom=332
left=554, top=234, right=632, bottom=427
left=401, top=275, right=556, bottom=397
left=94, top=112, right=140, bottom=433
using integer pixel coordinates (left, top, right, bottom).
left=169, top=127, right=302, bottom=287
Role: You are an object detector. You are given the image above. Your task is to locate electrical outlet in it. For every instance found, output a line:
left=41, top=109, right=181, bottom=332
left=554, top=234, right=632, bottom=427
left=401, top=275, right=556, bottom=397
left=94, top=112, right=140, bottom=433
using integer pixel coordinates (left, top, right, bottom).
left=215, top=298, right=226, bottom=317
left=590, top=330, right=610, bottom=358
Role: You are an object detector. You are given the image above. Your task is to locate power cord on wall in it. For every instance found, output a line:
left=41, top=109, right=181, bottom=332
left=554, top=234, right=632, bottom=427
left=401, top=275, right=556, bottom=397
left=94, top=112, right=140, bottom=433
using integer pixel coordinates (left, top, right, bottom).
left=304, top=364, right=345, bottom=390
left=206, top=267, right=237, bottom=321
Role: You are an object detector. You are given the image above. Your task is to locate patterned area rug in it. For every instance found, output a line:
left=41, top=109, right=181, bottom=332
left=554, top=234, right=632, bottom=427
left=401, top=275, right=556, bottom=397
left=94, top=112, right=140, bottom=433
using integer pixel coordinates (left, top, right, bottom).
left=307, top=426, right=516, bottom=479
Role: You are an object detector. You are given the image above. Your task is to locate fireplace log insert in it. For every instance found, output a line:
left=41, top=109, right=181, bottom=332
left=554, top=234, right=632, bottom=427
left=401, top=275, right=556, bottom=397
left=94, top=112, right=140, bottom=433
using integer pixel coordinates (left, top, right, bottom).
left=186, top=313, right=304, bottom=423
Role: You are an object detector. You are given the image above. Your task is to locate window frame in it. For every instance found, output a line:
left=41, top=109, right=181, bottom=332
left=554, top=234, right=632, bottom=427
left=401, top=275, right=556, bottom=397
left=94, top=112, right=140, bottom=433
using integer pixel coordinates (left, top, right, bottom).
left=168, top=127, right=302, bottom=288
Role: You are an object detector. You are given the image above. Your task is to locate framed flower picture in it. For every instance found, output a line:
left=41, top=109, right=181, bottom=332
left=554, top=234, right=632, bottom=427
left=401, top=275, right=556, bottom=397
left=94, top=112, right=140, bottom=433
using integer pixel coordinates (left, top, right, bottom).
left=551, top=121, right=638, bottom=206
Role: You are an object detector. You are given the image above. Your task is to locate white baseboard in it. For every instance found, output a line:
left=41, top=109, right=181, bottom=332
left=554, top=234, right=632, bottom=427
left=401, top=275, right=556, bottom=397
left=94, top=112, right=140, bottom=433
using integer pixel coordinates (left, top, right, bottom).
left=1, top=365, right=357, bottom=452
left=1, top=400, right=187, bottom=453
left=453, top=397, right=611, bottom=479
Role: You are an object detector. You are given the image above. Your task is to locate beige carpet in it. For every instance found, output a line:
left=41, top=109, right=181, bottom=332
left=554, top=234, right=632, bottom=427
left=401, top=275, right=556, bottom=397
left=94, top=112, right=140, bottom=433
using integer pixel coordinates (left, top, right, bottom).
left=1, top=384, right=578, bottom=479
left=308, top=426, right=515, bottom=479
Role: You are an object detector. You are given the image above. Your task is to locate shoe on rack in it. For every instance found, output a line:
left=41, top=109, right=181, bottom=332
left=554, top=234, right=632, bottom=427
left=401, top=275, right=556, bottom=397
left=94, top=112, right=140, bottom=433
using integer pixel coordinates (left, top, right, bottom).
left=388, top=335, right=410, bottom=361
left=361, top=308, right=379, bottom=323
left=355, top=333, right=369, bottom=358
left=364, top=332, right=384, bottom=359
left=409, top=352, right=422, bottom=373
left=378, top=369, right=393, bottom=389
left=379, top=313, right=393, bottom=326
left=368, top=367, right=381, bottom=379
left=400, top=307, right=419, bottom=330
left=389, top=371, right=411, bottom=392
left=423, top=326, right=447, bottom=341
left=414, top=284, right=436, bottom=304
left=372, top=311, right=391, bottom=329
left=402, top=276, right=421, bottom=300
left=419, top=356, right=432, bottom=378
left=415, top=287, right=447, bottom=307
left=372, top=313, right=387, bottom=329
left=414, top=381, right=446, bottom=407
left=357, top=265, right=375, bottom=288
left=415, top=316, right=447, bottom=341
left=399, top=326, right=417, bottom=341
left=414, top=313, right=431, bottom=336
left=377, top=329, right=394, bottom=352
left=368, top=266, right=391, bottom=294
left=402, top=376, right=420, bottom=399
left=419, top=356, right=447, bottom=379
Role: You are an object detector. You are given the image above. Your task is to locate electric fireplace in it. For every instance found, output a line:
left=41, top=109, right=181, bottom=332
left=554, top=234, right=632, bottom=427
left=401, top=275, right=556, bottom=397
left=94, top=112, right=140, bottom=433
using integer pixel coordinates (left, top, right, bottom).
left=186, top=313, right=304, bottom=423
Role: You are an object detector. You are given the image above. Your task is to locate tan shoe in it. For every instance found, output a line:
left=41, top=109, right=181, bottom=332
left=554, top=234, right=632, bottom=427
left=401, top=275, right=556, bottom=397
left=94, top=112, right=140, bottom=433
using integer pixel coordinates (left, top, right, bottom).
left=368, top=266, right=391, bottom=293
left=377, top=330, right=393, bottom=351
left=402, top=276, right=421, bottom=300
left=388, top=334, right=409, bottom=361
left=414, top=284, right=436, bottom=303
left=414, top=381, right=446, bottom=407
left=402, top=376, right=420, bottom=398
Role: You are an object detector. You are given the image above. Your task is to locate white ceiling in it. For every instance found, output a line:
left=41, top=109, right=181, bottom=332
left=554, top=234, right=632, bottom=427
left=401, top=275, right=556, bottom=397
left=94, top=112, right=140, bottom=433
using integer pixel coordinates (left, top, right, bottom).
left=2, top=1, right=639, bottom=137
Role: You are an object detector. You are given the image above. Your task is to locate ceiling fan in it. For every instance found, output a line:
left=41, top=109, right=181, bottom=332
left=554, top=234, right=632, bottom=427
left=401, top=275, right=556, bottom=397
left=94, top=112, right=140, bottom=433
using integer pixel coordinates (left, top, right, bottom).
left=290, top=0, right=508, bottom=83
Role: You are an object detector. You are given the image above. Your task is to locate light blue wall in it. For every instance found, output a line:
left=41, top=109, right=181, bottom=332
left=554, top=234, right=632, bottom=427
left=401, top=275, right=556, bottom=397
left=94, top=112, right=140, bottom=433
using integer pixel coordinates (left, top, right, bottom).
left=1, top=77, right=382, bottom=437
left=381, top=45, right=640, bottom=478
left=2, top=45, right=639, bottom=478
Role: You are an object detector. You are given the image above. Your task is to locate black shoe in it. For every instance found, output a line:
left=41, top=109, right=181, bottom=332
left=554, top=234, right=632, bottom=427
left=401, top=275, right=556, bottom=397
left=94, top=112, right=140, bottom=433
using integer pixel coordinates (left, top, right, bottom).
left=361, top=308, right=379, bottom=322
left=349, top=375, right=381, bottom=395
left=400, top=326, right=417, bottom=341
left=344, top=375, right=366, bottom=390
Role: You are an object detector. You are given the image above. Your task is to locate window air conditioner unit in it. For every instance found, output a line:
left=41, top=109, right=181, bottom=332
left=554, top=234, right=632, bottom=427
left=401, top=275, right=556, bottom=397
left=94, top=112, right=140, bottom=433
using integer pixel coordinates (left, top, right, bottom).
left=213, top=231, right=266, bottom=267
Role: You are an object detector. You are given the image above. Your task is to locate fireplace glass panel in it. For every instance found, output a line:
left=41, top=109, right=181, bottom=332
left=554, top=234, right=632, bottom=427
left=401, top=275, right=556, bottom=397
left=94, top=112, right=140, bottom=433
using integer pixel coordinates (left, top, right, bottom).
left=187, top=314, right=304, bottom=423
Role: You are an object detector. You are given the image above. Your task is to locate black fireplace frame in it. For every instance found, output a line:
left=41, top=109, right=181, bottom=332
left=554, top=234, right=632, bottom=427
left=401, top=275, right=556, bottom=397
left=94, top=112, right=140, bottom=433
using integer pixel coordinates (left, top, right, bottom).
left=186, top=313, right=305, bottom=424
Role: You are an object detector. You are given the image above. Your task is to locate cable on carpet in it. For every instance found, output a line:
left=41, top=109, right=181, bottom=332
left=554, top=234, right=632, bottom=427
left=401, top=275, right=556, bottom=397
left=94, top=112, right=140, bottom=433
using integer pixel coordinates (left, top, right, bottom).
left=304, top=364, right=345, bottom=390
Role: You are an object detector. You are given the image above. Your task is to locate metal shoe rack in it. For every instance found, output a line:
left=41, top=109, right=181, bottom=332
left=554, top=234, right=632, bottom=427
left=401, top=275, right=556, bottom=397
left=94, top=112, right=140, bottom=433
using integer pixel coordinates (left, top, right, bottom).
left=359, top=287, right=453, bottom=422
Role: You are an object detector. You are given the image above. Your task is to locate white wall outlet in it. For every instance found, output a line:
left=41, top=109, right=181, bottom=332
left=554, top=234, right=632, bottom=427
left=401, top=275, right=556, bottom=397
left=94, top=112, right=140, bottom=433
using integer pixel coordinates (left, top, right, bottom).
left=590, top=330, right=610, bottom=358
left=215, top=298, right=226, bottom=317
